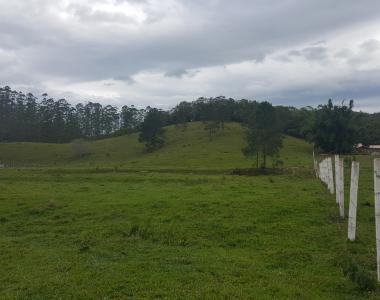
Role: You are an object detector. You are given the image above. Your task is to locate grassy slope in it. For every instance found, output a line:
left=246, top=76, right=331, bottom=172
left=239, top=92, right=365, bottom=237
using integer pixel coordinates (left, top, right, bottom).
left=0, top=122, right=312, bottom=169
left=0, top=122, right=379, bottom=299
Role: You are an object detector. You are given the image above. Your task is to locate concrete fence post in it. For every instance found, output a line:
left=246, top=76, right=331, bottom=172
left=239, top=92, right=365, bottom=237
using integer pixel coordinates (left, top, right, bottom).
left=335, top=155, right=340, bottom=204
left=338, top=158, right=345, bottom=218
left=327, top=157, right=335, bottom=194
left=374, top=159, right=380, bottom=281
left=348, top=161, right=359, bottom=241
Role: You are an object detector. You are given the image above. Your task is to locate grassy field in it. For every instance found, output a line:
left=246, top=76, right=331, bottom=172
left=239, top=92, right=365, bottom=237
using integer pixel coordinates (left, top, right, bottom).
left=0, top=123, right=379, bottom=299
left=0, top=123, right=312, bottom=169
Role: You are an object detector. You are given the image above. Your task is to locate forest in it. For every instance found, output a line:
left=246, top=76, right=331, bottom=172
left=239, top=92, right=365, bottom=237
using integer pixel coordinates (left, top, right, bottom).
left=1, top=85, right=379, bottom=150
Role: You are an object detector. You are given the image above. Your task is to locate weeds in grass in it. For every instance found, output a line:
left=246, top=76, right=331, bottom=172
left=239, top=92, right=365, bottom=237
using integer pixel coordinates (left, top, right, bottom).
left=28, top=201, right=60, bottom=215
left=77, top=232, right=97, bottom=253
left=127, top=223, right=191, bottom=246
left=128, top=224, right=153, bottom=240
left=343, top=258, right=377, bottom=292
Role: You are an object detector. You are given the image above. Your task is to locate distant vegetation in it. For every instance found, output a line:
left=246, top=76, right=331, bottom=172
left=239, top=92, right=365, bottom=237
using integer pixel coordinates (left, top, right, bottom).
left=138, top=108, right=167, bottom=151
left=242, top=101, right=283, bottom=168
left=0, top=123, right=312, bottom=168
left=311, top=100, right=356, bottom=154
left=1, top=85, right=380, bottom=154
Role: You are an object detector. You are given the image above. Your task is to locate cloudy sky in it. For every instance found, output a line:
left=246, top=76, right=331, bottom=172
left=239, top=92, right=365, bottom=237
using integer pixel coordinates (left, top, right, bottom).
left=1, top=0, right=380, bottom=112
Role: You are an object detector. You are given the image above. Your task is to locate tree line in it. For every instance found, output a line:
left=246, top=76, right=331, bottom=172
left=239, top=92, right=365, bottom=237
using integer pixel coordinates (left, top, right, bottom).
left=0, top=86, right=146, bottom=143
left=1, top=85, right=380, bottom=157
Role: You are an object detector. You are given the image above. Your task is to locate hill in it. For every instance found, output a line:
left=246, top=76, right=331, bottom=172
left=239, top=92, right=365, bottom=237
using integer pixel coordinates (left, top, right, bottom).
left=0, top=122, right=313, bottom=170
left=1, top=122, right=379, bottom=299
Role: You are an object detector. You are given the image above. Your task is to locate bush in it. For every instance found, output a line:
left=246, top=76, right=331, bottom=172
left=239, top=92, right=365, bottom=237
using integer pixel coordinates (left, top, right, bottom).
left=355, top=269, right=377, bottom=292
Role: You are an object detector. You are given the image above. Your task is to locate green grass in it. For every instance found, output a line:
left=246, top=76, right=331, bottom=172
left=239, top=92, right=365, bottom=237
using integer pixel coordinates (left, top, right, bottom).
left=0, top=122, right=312, bottom=169
left=0, top=123, right=379, bottom=299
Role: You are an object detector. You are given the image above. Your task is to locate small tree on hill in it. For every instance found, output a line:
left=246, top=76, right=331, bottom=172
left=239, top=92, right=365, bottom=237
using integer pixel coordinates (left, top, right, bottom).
left=242, top=101, right=283, bottom=168
left=139, top=108, right=167, bottom=151
left=203, top=120, right=221, bottom=140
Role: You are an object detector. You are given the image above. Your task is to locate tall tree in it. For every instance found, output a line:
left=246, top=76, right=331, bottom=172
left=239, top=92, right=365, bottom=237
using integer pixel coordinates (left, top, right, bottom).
left=242, top=101, right=283, bottom=168
left=138, top=108, right=167, bottom=151
left=24, top=93, right=39, bottom=141
left=101, top=105, right=119, bottom=135
left=121, top=105, right=144, bottom=132
left=311, top=100, right=356, bottom=153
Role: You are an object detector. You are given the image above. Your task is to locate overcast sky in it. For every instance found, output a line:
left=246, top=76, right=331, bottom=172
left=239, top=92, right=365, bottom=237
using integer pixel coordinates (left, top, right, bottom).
left=1, top=0, right=380, bottom=112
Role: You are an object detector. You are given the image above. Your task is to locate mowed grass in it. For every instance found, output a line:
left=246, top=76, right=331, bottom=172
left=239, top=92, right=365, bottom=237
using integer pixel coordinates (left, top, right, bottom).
left=0, top=123, right=380, bottom=298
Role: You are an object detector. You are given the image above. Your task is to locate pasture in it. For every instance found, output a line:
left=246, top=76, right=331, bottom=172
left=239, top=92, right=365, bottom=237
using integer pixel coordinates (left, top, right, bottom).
left=0, top=123, right=379, bottom=299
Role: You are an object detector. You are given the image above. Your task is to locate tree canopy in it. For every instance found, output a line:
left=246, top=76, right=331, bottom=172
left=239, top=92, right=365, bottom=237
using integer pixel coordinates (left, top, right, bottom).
left=138, top=108, right=167, bottom=151
left=1, top=86, right=380, bottom=153
left=310, top=100, right=356, bottom=154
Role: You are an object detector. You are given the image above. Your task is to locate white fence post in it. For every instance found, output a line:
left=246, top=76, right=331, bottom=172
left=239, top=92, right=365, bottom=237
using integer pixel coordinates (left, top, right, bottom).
left=335, top=155, right=340, bottom=204
left=348, top=161, right=359, bottom=241
left=313, top=151, right=318, bottom=178
left=338, top=158, right=345, bottom=218
left=323, top=159, right=328, bottom=186
left=327, top=157, right=335, bottom=194
left=319, top=160, right=325, bottom=184
left=374, top=159, right=380, bottom=281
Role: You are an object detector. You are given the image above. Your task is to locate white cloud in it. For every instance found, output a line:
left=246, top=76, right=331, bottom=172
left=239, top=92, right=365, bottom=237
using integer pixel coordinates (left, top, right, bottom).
left=0, top=0, right=380, bottom=111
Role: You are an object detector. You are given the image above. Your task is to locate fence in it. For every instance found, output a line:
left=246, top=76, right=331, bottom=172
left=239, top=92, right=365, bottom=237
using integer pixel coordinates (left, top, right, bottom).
left=316, top=154, right=380, bottom=281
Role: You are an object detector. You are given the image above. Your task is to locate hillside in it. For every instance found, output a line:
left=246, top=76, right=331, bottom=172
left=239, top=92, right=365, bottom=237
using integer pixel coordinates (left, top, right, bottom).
left=0, top=122, right=313, bottom=169
left=1, top=122, right=380, bottom=298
